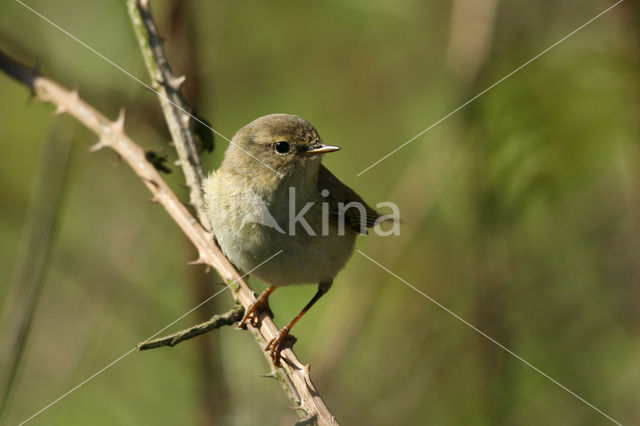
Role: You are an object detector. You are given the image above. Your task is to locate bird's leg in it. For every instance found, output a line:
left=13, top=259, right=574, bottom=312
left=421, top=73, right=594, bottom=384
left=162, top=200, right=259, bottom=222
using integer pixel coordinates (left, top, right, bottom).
left=238, top=285, right=276, bottom=328
left=266, top=281, right=333, bottom=364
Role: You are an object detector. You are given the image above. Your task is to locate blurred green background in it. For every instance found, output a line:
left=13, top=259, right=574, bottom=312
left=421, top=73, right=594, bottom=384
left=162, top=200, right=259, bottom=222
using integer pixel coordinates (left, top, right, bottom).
left=1, top=0, right=638, bottom=424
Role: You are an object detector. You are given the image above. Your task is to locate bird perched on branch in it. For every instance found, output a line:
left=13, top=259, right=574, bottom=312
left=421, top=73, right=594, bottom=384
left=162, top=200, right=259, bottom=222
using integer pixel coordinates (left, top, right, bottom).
left=203, top=114, right=384, bottom=363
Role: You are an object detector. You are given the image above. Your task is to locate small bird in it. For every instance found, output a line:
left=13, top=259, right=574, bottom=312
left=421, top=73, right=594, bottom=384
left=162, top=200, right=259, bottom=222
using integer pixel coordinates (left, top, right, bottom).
left=203, top=114, right=382, bottom=363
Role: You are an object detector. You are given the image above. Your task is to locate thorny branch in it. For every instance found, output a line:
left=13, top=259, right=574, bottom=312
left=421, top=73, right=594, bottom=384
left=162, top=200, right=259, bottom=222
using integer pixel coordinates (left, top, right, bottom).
left=127, top=0, right=224, bottom=422
left=127, top=0, right=210, bottom=229
left=0, top=50, right=338, bottom=425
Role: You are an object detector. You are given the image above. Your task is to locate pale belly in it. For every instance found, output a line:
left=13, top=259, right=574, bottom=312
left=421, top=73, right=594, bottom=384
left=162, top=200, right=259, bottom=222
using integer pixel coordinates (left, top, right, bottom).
left=205, top=175, right=356, bottom=286
left=216, top=221, right=355, bottom=285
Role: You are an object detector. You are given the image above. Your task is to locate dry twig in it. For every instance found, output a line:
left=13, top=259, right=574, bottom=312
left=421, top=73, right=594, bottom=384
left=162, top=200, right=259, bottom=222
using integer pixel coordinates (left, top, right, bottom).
left=137, top=305, right=244, bottom=350
left=128, top=0, right=226, bottom=412
left=127, top=0, right=210, bottom=228
left=0, top=50, right=337, bottom=425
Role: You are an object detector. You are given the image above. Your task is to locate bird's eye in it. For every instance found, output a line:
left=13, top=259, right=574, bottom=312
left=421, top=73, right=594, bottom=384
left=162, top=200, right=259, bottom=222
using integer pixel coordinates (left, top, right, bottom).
left=274, top=141, right=290, bottom=154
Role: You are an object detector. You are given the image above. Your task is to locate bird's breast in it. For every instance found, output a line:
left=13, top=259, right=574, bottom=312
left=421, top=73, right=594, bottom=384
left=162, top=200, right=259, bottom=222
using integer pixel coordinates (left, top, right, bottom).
left=203, top=172, right=356, bottom=286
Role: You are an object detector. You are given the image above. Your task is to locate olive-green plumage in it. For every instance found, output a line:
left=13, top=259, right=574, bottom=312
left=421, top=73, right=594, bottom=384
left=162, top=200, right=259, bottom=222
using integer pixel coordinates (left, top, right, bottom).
left=203, top=113, right=381, bottom=361
left=203, top=113, right=380, bottom=286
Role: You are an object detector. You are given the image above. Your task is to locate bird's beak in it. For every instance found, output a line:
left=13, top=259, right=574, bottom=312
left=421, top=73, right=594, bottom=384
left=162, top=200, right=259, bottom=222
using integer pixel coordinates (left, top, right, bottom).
left=306, top=143, right=341, bottom=155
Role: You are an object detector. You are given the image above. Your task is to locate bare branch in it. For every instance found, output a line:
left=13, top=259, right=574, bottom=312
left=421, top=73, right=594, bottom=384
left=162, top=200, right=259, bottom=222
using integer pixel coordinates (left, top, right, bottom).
left=0, top=50, right=338, bottom=425
left=127, top=0, right=210, bottom=230
left=137, top=305, right=244, bottom=350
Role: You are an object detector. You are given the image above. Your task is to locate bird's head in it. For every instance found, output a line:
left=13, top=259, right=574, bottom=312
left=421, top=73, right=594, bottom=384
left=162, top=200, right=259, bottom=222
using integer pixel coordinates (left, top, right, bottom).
left=224, top=114, right=340, bottom=179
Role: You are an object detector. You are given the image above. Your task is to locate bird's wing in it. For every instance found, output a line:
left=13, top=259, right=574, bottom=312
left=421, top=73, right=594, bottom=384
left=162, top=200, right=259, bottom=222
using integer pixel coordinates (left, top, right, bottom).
left=317, top=165, right=381, bottom=234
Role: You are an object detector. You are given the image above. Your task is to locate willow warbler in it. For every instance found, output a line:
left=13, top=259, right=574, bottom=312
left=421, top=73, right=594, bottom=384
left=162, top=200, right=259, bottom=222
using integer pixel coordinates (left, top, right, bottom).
left=203, top=114, right=382, bottom=362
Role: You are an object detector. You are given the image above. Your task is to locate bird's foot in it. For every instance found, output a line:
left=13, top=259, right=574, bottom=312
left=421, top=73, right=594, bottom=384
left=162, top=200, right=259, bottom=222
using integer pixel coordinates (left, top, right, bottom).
left=238, top=293, right=274, bottom=329
left=265, top=327, right=297, bottom=364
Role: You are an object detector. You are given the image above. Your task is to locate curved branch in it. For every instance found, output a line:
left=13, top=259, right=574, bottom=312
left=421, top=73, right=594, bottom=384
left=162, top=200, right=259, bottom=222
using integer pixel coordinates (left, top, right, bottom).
left=0, top=51, right=338, bottom=426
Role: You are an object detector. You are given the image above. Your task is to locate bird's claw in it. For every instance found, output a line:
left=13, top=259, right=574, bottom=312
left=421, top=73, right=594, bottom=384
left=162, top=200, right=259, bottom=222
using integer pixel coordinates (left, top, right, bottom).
left=238, top=297, right=273, bottom=329
left=265, top=327, right=296, bottom=364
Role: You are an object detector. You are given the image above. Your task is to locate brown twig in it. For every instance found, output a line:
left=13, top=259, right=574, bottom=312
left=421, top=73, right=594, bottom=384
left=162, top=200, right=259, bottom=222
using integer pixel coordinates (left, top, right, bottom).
left=137, top=305, right=244, bottom=350
left=127, top=0, right=210, bottom=229
left=154, top=2, right=228, bottom=420
left=0, top=50, right=338, bottom=425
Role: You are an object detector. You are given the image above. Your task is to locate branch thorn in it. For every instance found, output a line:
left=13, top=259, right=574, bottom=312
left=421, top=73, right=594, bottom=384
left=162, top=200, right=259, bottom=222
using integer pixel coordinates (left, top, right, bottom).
left=52, top=104, right=67, bottom=116
left=187, top=257, right=206, bottom=265
left=112, top=108, right=126, bottom=132
left=168, top=74, right=186, bottom=90
left=89, top=139, right=108, bottom=152
left=69, top=88, right=79, bottom=103
left=259, top=369, right=278, bottom=379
